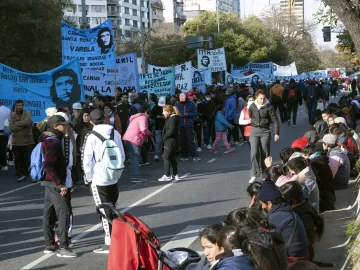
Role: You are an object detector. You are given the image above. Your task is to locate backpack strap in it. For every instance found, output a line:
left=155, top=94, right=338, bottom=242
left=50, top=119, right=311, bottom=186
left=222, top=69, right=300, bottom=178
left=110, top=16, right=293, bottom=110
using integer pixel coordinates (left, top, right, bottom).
left=91, top=131, right=106, bottom=143
left=286, top=211, right=298, bottom=252
left=110, top=128, right=114, bottom=140
left=109, top=114, right=115, bottom=126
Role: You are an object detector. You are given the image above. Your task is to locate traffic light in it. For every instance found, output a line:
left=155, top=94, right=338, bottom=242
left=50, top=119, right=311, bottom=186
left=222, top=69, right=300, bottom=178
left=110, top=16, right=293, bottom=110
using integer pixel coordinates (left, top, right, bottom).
left=323, top=26, right=331, bottom=42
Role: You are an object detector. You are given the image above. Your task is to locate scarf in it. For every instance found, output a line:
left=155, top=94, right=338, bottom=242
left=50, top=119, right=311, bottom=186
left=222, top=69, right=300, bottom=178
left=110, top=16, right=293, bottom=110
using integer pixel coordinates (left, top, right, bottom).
left=104, top=112, right=113, bottom=118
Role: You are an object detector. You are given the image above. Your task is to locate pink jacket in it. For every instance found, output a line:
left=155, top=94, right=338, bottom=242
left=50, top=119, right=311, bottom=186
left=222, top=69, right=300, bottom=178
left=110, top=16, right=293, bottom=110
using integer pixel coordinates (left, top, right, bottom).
left=275, top=173, right=299, bottom=187
left=122, top=113, right=152, bottom=147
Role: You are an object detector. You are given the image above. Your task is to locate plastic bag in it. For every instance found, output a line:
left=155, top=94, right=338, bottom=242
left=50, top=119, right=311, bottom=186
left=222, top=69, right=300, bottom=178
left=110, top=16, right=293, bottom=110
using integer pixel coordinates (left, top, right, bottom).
left=164, top=250, right=188, bottom=267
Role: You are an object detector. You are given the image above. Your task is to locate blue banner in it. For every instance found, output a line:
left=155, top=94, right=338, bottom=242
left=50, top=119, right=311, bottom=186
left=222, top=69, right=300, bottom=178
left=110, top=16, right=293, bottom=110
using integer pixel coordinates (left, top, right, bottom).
left=139, top=67, right=175, bottom=97
left=61, top=19, right=116, bottom=69
left=0, top=59, right=85, bottom=122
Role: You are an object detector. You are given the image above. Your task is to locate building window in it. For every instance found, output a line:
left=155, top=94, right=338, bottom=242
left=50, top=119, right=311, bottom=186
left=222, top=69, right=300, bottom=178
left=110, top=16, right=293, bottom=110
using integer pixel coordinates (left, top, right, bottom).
left=133, top=20, right=138, bottom=27
left=125, top=18, right=130, bottom=26
left=132, top=0, right=137, bottom=4
left=124, top=0, right=129, bottom=2
left=125, top=7, right=130, bottom=14
left=133, top=9, right=137, bottom=16
left=78, top=5, right=89, bottom=12
left=143, top=1, right=147, bottom=8
left=92, top=17, right=106, bottom=24
left=141, top=11, right=145, bottom=18
left=91, top=5, right=105, bottom=13
left=125, top=30, right=131, bottom=37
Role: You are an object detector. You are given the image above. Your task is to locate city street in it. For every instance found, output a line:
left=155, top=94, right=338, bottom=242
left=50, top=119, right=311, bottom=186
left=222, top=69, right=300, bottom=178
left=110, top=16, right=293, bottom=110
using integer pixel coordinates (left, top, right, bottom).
left=0, top=102, right=345, bottom=270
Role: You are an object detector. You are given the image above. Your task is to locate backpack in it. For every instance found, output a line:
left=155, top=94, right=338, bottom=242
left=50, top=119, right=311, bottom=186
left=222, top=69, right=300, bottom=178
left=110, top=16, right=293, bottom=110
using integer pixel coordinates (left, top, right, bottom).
left=91, top=129, right=124, bottom=181
left=288, top=89, right=296, bottom=101
left=30, top=136, right=59, bottom=181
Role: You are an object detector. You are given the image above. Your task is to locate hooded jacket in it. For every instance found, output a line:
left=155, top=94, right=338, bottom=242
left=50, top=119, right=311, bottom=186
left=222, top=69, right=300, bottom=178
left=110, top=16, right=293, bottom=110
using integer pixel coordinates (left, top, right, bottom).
left=82, top=124, right=125, bottom=186
left=198, top=99, right=217, bottom=121
left=298, top=166, right=320, bottom=213
left=40, top=131, right=66, bottom=188
left=175, top=100, right=198, bottom=128
left=123, top=113, right=152, bottom=147
left=283, top=82, right=302, bottom=104
left=268, top=203, right=309, bottom=258
left=9, top=110, right=34, bottom=146
left=215, top=111, right=233, bottom=132
left=328, top=146, right=350, bottom=189
left=270, top=84, right=284, bottom=99
left=225, top=94, right=237, bottom=121
left=249, top=100, right=279, bottom=135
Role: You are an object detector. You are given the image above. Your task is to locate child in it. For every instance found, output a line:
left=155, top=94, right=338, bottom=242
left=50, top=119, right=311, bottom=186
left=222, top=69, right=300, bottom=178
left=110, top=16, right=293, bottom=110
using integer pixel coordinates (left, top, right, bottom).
left=211, top=105, right=235, bottom=154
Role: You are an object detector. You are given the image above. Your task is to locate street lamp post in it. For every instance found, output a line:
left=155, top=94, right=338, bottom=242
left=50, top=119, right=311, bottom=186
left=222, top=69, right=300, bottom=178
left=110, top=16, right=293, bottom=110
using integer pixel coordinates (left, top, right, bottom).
left=139, top=1, right=145, bottom=74
left=216, top=0, right=220, bottom=39
left=80, top=0, right=89, bottom=29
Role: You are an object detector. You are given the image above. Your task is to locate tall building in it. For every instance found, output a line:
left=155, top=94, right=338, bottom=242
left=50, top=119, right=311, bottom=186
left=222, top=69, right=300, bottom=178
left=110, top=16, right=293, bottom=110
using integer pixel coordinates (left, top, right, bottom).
left=183, top=0, right=240, bottom=19
left=63, top=0, right=165, bottom=40
left=279, top=0, right=304, bottom=31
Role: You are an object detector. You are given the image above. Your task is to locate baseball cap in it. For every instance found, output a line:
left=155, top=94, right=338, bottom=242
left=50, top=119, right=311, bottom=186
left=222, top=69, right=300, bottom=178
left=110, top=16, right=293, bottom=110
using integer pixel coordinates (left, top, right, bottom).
left=334, top=117, right=346, bottom=125
left=45, top=107, right=57, bottom=117
left=72, top=102, right=82, bottom=110
left=47, top=115, right=69, bottom=127
left=158, top=96, right=166, bottom=107
left=179, top=93, right=186, bottom=102
left=89, top=109, right=104, bottom=124
left=322, top=134, right=337, bottom=145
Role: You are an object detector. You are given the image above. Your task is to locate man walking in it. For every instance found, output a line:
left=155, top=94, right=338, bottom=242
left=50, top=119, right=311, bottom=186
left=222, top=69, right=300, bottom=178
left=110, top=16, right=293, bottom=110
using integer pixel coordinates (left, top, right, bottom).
left=0, top=102, right=11, bottom=171
left=270, top=80, right=286, bottom=123
left=283, top=79, right=302, bottom=126
left=82, top=109, right=125, bottom=254
left=9, top=100, right=34, bottom=182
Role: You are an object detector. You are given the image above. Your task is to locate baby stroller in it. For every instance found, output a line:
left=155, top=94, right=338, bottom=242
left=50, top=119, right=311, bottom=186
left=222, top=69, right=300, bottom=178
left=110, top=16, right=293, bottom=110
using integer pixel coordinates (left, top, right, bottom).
left=96, top=203, right=201, bottom=270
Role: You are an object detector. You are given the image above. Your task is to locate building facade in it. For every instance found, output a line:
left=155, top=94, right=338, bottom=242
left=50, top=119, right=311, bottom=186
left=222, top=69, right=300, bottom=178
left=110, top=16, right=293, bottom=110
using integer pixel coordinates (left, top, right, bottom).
left=183, top=0, right=240, bottom=19
left=63, top=0, right=165, bottom=40
left=279, top=0, right=304, bottom=31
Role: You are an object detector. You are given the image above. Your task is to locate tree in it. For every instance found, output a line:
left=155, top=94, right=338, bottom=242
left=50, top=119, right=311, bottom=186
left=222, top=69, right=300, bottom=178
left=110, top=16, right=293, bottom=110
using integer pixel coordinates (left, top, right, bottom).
left=0, top=0, right=74, bottom=72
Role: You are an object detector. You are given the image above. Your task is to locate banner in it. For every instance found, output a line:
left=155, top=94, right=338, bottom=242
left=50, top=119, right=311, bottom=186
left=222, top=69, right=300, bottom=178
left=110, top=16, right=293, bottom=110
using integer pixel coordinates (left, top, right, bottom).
left=197, top=48, right=227, bottom=72
left=0, top=59, right=85, bottom=122
left=61, top=19, right=116, bottom=69
left=326, top=68, right=346, bottom=78
left=273, top=62, right=297, bottom=76
left=225, top=72, right=268, bottom=85
left=139, top=67, right=175, bottom=97
left=231, top=62, right=273, bottom=78
left=148, top=62, right=192, bottom=92
left=82, top=53, right=139, bottom=96
left=191, top=67, right=212, bottom=93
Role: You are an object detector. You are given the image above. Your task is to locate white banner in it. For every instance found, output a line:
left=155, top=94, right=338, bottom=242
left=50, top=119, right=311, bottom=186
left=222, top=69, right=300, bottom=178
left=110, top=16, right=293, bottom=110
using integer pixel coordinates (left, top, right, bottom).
left=148, top=61, right=192, bottom=92
left=231, top=62, right=273, bottom=78
left=82, top=53, right=139, bottom=96
left=197, top=48, right=227, bottom=72
left=225, top=72, right=268, bottom=85
left=273, top=62, right=297, bottom=76
left=191, top=67, right=212, bottom=93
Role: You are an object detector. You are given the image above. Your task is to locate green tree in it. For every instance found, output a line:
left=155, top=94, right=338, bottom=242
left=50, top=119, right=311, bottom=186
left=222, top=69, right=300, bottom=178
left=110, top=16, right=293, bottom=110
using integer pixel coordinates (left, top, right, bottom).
left=0, top=0, right=74, bottom=72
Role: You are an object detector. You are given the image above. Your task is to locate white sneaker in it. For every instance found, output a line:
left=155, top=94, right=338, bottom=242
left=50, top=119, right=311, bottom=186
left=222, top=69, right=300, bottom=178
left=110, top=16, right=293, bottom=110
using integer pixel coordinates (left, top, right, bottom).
left=173, top=175, right=180, bottom=181
left=7, top=161, right=14, bottom=166
left=197, top=147, right=202, bottom=152
left=154, top=155, right=160, bottom=161
left=249, top=176, right=256, bottom=183
left=158, top=175, right=172, bottom=182
left=2, top=166, right=8, bottom=171
left=206, top=145, right=212, bottom=150
left=193, top=157, right=201, bottom=161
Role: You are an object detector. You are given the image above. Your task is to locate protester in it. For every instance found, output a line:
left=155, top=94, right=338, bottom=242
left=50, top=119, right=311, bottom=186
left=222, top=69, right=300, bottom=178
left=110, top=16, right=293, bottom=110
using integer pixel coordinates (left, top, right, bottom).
left=82, top=109, right=125, bottom=253
left=116, top=93, right=131, bottom=136
left=238, top=95, right=254, bottom=143
left=211, top=105, right=235, bottom=154
left=269, top=80, right=286, bottom=122
left=158, top=105, right=180, bottom=182
left=40, top=115, right=77, bottom=258
left=9, top=99, right=35, bottom=182
left=225, top=87, right=240, bottom=145
left=304, top=80, right=321, bottom=124
left=152, top=96, right=166, bottom=162
left=248, top=90, right=279, bottom=183
left=122, top=106, right=152, bottom=183
left=197, top=91, right=217, bottom=149
left=175, top=93, right=201, bottom=161
left=283, top=78, right=302, bottom=126
left=0, top=101, right=11, bottom=171
left=103, top=103, right=122, bottom=135
left=71, top=102, right=82, bottom=128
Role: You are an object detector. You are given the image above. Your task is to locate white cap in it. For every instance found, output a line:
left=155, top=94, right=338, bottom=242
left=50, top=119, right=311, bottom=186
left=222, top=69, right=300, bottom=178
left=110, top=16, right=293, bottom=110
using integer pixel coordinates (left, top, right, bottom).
left=158, top=96, right=166, bottom=107
left=334, top=117, right=346, bottom=125
left=72, top=102, right=82, bottom=110
left=45, top=107, right=57, bottom=117
left=54, top=112, right=69, bottom=121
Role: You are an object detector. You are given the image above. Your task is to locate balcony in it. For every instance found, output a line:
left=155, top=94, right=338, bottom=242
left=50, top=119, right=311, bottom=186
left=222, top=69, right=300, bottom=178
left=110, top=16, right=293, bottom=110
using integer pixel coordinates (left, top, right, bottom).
left=107, top=0, right=118, bottom=5
left=151, top=1, right=164, bottom=10
left=108, top=10, right=118, bottom=16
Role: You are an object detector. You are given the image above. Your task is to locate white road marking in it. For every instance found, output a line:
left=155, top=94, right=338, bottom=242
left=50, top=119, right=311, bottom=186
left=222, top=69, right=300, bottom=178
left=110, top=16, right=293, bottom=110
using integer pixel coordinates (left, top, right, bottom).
left=161, top=225, right=203, bottom=251
left=0, top=182, right=40, bottom=198
left=20, top=173, right=191, bottom=270
left=207, top=158, right=217, bottom=163
left=0, top=198, right=43, bottom=206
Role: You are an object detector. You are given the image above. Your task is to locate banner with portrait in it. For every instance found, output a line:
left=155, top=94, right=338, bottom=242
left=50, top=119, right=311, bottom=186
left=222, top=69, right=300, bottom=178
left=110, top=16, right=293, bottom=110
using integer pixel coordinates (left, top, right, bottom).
left=82, top=53, right=139, bottom=96
left=61, top=19, right=116, bottom=69
left=148, top=62, right=192, bottom=92
left=272, top=62, right=298, bottom=76
left=231, top=62, right=273, bottom=78
left=197, top=48, right=227, bottom=72
left=225, top=72, right=268, bottom=85
left=191, top=67, right=211, bottom=93
left=139, top=67, right=175, bottom=97
left=0, top=59, right=85, bottom=122
left=326, top=68, right=346, bottom=78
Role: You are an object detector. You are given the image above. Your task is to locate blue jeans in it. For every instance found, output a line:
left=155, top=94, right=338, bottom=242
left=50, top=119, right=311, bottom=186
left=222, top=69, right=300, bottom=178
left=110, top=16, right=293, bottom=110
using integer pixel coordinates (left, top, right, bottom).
left=154, top=130, right=162, bottom=155
left=124, top=141, right=140, bottom=177
left=203, top=121, right=214, bottom=146
left=307, top=99, right=318, bottom=123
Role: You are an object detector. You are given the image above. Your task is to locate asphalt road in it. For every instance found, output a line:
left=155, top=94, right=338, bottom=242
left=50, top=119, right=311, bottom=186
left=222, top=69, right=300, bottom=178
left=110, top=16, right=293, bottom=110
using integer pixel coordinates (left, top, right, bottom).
left=0, top=101, right=339, bottom=270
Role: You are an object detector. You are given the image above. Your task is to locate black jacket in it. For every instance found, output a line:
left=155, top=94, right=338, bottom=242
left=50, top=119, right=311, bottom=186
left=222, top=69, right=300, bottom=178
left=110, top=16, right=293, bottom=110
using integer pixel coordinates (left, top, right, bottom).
left=163, top=115, right=180, bottom=151
left=116, top=103, right=131, bottom=135
left=283, top=82, right=302, bottom=105
left=151, top=105, right=165, bottom=130
left=249, top=101, right=279, bottom=135
left=197, top=99, right=217, bottom=121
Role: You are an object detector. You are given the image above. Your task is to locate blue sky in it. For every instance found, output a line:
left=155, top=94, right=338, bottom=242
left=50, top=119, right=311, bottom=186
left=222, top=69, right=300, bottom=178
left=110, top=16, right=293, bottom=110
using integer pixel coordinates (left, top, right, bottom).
left=241, top=0, right=338, bottom=50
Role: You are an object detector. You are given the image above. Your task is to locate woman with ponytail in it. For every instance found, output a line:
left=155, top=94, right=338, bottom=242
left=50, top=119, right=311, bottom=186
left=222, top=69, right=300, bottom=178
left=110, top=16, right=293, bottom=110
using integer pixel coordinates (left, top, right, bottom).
left=158, top=105, right=180, bottom=182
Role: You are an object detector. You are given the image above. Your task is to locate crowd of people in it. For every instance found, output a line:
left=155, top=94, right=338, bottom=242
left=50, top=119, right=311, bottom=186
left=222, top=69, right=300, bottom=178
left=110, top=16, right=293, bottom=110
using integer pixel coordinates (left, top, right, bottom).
left=0, top=75, right=359, bottom=266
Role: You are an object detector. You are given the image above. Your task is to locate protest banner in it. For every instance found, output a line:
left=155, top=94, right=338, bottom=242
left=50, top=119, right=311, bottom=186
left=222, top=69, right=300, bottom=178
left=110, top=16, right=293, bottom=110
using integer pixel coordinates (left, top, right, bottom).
left=148, top=62, right=192, bottom=92
left=139, top=67, right=175, bottom=97
left=225, top=72, right=269, bottom=85
left=231, top=62, right=273, bottom=78
left=197, top=48, right=227, bottom=72
left=82, top=52, right=139, bottom=96
left=0, top=59, right=84, bottom=122
left=191, top=67, right=211, bottom=93
left=326, top=68, right=346, bottom=78
left=272, top=62, right=297, bottom=76
left=61, top=19, right=116, bottom=70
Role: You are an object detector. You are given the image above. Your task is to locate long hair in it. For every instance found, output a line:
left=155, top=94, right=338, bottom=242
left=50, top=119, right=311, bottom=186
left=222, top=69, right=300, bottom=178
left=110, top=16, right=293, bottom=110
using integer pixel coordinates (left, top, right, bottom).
left=226, top=207, right=269, bottom=230
left=163, top=104, right=180, bottom=115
